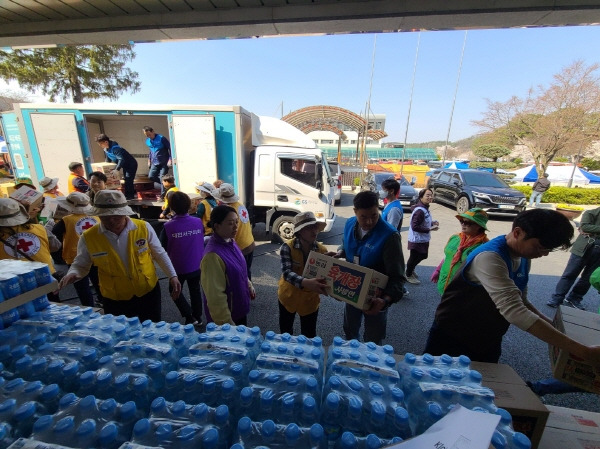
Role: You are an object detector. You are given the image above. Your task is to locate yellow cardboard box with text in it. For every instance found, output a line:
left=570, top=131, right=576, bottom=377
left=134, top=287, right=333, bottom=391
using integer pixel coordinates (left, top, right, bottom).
left=302, top=251, right=388, bottom=310
left=91, top=162, right=122, bottom=190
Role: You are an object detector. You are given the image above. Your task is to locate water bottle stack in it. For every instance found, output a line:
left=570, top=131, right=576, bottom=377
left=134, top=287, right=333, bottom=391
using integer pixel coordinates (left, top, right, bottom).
left=0, top=260, right=55, bottom=329
left=321, top=337, right=404, bottom=443
left=334, top=432, right=403, bottom=449
left=397, top=352, right=531, bottom=448
left=31, top=393, right=141, bottom=449
left=490, top=408, right=532, bottom=449
left=130, top=397, right=230, bottom=449
left=234, top=416, right=326, bottom=449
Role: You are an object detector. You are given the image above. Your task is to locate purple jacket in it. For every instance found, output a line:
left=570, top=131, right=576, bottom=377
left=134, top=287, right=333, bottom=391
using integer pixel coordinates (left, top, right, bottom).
left=203, top=233, right=250, bottom=323
left=162, top=214, right=204, bottom=275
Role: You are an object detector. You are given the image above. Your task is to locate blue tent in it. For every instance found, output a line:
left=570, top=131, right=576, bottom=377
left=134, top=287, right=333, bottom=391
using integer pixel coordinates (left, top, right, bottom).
left=522, top=165, right=538, bottom=182
left=515, top=164, right=600, bottom=184
left=444, top=161, right=469, bottom=169
left=581, top=169, right=600, bottom=183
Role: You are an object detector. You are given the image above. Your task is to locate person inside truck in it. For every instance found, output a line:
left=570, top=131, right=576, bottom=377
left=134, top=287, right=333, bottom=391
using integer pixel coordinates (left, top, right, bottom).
left=424, top=209, right=600, bottom=367
left=95, top=134, right=138, bottom=201
left=67, top=162, right=90, bottom=194
left=143, top=126, right=171, bottom=200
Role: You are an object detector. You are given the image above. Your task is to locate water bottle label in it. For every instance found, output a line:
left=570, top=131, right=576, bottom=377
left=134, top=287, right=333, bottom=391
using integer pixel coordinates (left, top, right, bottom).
left=61, top=330, right=113, bottom=344
left=115, top=340, right=172, bottom=356
left=7, top=438, right=74, bottom=449
left=12, top=320, right=62, bottom=331
left=256, top=354, right=319, bottom=371
left=332, top=359, right=400, bottom=380
left=117, top=444, right=163, bottom=449
left=420, top=382, right=492, bottom=397
left=189, top=342, right=248, bottom=357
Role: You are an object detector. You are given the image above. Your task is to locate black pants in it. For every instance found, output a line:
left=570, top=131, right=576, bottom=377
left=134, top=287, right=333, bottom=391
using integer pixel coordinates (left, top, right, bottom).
left=406, top=250, right=428, bottom=276
left=244, top=251, right=254, bottom=281
left=122, top=160, right=138, bottom=200
left=424, top=322, right=502, bottom=363
left=169, top=270, right=203, bottom=324
left=278, top=301, right=319, bottom=338
left=71, top=266, right=102, bottom=307
left=102, top=283, right=161, bottom=323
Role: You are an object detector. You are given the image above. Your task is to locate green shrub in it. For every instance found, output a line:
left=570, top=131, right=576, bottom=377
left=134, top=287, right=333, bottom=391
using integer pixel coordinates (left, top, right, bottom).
left=512, top=185, right=600, bottom=204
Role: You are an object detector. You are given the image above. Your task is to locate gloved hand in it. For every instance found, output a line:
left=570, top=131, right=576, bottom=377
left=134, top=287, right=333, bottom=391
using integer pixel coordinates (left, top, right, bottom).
left=44, top=219, right=55, bottom=232
left=111, top=169, right=119, bottom=177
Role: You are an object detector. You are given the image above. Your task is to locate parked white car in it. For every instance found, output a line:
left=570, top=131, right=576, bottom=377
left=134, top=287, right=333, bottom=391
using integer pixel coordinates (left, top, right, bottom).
left=329, top=161, right=342, bottom=205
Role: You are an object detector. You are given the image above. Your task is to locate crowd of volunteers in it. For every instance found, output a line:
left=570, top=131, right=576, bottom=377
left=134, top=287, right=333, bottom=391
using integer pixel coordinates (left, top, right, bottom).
left=1, top=144, right=600, bottom=379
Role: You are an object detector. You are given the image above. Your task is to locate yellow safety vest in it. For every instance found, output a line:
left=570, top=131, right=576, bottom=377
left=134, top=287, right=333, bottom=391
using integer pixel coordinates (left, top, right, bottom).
left=162, top=186, right=179, bottom=211
left=200, top=199, right=213, bottom=236
left=82, top=218, right=157, bottom=300
left=0, top=224, right=55, bottom=273
left=277, top=238, right=328, bottom=316
left=230, top=201, right=254, bottom=252
left=68, top=173, right=88, bottom=193
left=61, top=214, right=99, bottom=265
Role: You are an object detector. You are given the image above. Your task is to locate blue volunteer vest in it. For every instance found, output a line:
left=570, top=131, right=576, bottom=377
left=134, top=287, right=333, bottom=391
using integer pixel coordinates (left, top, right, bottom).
left=343, top=216, right=396, bottom=269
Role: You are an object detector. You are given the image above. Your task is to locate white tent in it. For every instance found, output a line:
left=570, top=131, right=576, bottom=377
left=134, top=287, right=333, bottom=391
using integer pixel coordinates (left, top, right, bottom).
left=510, top=164, right=600, bottom=185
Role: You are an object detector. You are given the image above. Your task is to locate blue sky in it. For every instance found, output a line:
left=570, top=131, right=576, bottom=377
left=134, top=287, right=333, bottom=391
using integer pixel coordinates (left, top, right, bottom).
left=8, top=25, right=600, bottom=143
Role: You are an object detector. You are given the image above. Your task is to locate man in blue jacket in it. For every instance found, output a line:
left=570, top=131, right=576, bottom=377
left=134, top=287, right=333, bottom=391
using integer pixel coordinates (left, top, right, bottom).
left=143, top=126, right=172, bottom=200
left=337, top=191, right=406, bottom=344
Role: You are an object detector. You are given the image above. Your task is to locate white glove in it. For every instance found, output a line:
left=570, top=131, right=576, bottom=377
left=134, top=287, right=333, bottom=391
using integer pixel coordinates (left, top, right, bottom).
left=111, top=169, right=119, bottom=176
left=44, top=219, right=55, bottom=232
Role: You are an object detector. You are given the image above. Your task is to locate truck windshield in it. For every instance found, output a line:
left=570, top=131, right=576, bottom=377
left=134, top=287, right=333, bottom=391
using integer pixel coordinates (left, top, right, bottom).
left=281, top=158, right=318, bottom=188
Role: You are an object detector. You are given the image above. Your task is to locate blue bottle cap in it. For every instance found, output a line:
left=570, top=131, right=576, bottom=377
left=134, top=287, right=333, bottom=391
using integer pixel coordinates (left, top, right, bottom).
left=133, top=376, right=149, bottom=391
left=14, top=401, right=36, bottom=420
left=99, top=423, right=118, bottom=446
left=33, top=414, right=54, bottom=433
left=202, top=428, right=219, bottom=449
left=394, top=407, right=409, bottom=422
left=340, top=431, right=357, bottom=449
left=285, top=423, right=300, bottom=442
left=76, top=419, right=97, bottom=437
left=100, top=398, right=117, bottom=415
left=215, top=404, right=229, bottom=424
left=303, top=395, right=316, bottom=411
left=422, top=353, right=435, bottom=365
left=309, top=423, right=324, bottom=442
left=79, top=395, right=96, bottom=411
left=178, top=424, right=200, bottom=441
left=120, top=401, right=137, bottom=420
left=192, top=403, right=208, bottom=420
left=366, top=434, right=381, bottom=449
left=23, top=380, right=43, bottom=394
left=41, top=384, right=60, bottom=401
left=58, top=393, right=77, bottom=409
left=133, top=418, right=151, bottom=437
left=151, top=397, right=166, bottom=412
left=326, top=392, right=340, bottom=409
left=261, top=420, right=276, bottom=437
left=172, top=400, right=187, bottom=416
left=54, top=416, right=75, bottom=434
left=333, top=336, right=344, bottom=346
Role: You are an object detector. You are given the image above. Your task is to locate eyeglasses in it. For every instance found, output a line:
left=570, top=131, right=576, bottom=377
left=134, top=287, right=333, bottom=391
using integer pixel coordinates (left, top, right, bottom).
left=458, top=220, right=473, bottom=226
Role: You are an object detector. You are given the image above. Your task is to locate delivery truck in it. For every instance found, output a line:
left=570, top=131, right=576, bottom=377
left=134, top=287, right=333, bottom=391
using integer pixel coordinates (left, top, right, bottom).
left=0, top=104, right=336, bottom=240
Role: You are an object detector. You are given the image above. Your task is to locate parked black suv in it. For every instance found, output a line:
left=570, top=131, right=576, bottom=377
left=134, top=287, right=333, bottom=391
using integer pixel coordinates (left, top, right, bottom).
left=427, top=169, right=526, bottom=215
left=361, top=171, right=418, bottom=210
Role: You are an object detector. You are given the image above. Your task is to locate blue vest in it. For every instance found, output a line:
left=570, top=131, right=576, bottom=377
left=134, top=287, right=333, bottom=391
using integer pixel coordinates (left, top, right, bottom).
left=382, top=200, right=403, bottom=230
left=343, top=216, right=396, bottom=269
left=462, top=235, right=529, bottom=292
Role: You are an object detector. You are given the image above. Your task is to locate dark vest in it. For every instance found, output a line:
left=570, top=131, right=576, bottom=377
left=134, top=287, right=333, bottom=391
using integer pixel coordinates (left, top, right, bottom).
left=343, top=216, right=396, bottom=268
left=433, top=236, right=529, bottom=358
left=203, top=234, right=250, bottom=322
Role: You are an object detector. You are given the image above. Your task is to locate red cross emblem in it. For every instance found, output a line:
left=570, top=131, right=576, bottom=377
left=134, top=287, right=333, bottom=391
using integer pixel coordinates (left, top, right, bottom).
left=81, top=221, right=94, bottom=230
left=17, top=238, right=34, bottom=252
left=241, top=209, right=248, bottom=219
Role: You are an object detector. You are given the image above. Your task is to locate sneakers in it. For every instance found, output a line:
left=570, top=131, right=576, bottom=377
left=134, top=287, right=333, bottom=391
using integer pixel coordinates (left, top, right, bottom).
left=402, top=286, right=410, bottom=296
left=545, top=301, right=560, bottom=308
left=406, top=273, right=421, bottom=285
left=563, top=299, right=585, bottom=310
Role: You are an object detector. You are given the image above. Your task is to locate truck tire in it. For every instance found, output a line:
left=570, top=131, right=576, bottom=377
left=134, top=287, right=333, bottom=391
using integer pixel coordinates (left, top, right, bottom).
left=272, top=215, right=295, bottom=243
left=456, top=196, right=471, bottom=214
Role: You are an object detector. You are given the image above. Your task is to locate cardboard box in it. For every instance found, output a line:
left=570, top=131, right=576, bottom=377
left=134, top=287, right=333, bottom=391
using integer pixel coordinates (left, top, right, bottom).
left=539, top=406, right=600, bottom=449
left=0, top=182, right=15, bottom=198
left=550, top=306, right=600, bottom=394
left=474, top=362, right=549, bottom=449
left=302, top=251, right=387, bottom=310
left=9, top=185, right=43, bottom=211
left=91, top=162, right=122, bottom=189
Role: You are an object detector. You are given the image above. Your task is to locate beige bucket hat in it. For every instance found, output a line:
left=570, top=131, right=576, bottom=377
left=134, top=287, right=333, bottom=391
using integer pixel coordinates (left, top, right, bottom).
left=89, top=190, right=135, bottom=216
left=195, top=182, right=215, bottom=195
left=57, top=192, right=93, bottom=214
left=39, top=177, right=59, bottom=192
left=214, top=183, right=239, bottom=204
left=0, top=198, right=30, bottom=227
left=294, top=211, right=326, bottom=234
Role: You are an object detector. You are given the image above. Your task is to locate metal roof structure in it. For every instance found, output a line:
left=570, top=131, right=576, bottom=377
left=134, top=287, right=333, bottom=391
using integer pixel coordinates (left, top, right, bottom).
left=1, top=1, right=599, bottom=48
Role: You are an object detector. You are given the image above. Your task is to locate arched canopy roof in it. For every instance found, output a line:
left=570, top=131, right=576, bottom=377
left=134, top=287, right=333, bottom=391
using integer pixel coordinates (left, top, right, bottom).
left=301, top=123, right=347, bottom=140
left=282, top=105, right=387, bottom=140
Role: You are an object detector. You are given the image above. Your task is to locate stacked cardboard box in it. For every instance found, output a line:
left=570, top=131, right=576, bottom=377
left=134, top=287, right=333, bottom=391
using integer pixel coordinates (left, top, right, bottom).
left=472, top=361, right=549, bottom=449
left=550, top=305, right=600, bottom=394
left=91, top=162, right=122, bottom=189
left=539, top=405, right=600, bottom=449
left=9, top=185, right=43, bottom=212
left=0, top=182, right=15, bottom=198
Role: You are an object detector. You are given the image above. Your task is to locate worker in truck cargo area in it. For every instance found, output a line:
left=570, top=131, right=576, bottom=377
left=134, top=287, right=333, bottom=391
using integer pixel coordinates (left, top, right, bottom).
left=67, top=162, right=90, bottom=194
left=143, top=126, right=172, bottom=200
left=51, top=192, right=101, bottom=308
left=159, top=175, right=179, bottom=219
left=424, top=209, right=600, bottom=367
left=95, top=134, right=138, bottom=201
left=58, top=190, right=182, bottom=322
left=337, top=190, right=406, bottom=345
left=213, top=183, right=255, bottom=280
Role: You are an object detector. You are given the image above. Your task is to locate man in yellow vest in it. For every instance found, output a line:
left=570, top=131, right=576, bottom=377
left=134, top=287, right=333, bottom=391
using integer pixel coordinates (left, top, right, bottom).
left=59, top=190, right=181, bottom=321
left=51, top=192, right=100, bottom=307
left=214, top=183, right=255, bottom=279
left=67, top=162, right=90, bottom=194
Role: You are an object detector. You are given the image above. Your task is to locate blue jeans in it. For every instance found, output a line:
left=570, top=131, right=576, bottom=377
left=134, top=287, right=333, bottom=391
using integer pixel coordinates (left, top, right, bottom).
left=148, top=163, right=169, bottom=196
left=550, top=245, right=600, bottom=305
left=122, top=160, right=138, bottom=200
left=343, top=303, right=388, bottom=345
left=529, top=191, right=543, bottom=206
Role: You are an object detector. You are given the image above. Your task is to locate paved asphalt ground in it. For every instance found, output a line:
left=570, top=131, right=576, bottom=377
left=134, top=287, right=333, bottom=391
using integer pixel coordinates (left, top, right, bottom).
left=58, top=190, right=600, bottom=412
